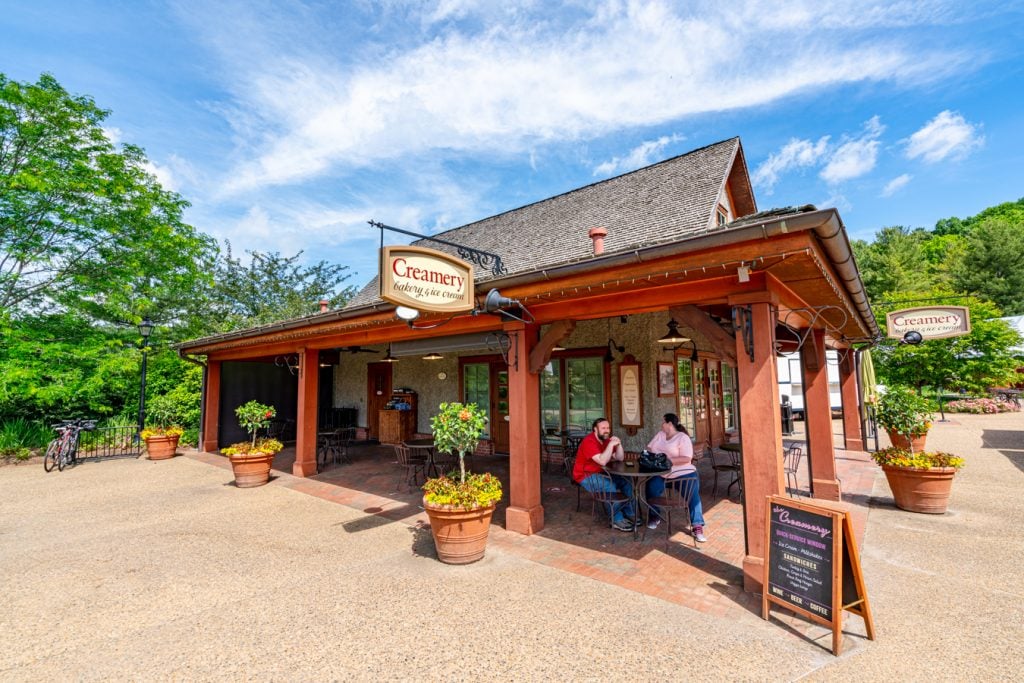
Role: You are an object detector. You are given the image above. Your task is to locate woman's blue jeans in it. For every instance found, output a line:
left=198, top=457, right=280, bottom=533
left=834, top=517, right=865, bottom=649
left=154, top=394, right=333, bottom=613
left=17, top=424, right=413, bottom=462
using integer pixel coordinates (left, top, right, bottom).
left=580, top=474, right=635, bottom=524
left=646, top=472, right=705, bottom=527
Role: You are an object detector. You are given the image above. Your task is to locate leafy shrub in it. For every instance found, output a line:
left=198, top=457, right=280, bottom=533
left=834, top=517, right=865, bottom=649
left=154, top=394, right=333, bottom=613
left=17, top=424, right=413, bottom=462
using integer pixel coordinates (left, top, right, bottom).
left=0, top=418, right=51, bottom=450
left=876, top=386, right=934, bottom=438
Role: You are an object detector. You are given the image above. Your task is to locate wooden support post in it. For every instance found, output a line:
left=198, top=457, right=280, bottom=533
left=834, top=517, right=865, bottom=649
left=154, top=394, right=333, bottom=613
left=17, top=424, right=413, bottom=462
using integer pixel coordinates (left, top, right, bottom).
left=504, top=321, right=545, bottom=535
left=293, top=347, right=319, bottom=477
left=838, top=350, right=864, bottom=451
left=803, top=329, right=841, bottom=500
left=202, top=360, right=221, bottom=453
left=730, top=295, right=785, bottom=593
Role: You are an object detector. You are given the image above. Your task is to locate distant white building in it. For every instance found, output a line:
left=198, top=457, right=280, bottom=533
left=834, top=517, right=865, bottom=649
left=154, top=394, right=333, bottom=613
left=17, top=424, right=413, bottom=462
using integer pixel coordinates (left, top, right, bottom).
left=777, top=350, right=842, bottom=418
left=1001, top=316, right=1024, bottom=356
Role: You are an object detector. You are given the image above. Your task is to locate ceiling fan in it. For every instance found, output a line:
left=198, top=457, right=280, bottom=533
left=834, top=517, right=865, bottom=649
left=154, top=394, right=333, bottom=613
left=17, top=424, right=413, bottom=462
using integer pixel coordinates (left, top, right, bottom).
left=339, top=346, right=381, bottom=354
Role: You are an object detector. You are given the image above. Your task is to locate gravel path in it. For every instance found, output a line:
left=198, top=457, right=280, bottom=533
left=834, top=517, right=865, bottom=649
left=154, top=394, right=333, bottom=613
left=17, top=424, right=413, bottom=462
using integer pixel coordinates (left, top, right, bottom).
left=1, top=411, right=1021, bottom=680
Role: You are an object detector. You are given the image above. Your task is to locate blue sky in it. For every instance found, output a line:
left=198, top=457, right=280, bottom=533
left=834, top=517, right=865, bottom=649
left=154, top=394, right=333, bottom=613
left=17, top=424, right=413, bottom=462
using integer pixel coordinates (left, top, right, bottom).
left=3, top=1, right=1023, bottom=290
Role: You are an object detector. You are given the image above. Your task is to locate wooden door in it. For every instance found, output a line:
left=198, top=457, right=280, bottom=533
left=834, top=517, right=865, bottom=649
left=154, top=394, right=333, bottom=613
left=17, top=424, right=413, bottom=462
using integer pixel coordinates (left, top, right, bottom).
left=366, top=362, right=392, bottom=440
left=706, top=360, right=725, bottom=446
left=491, top=366, right=510, bottom=453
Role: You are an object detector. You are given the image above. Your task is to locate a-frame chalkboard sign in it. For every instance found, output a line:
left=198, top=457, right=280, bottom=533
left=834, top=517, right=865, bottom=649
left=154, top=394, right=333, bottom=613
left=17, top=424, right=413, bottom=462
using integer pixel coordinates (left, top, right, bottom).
left=762, top=495, right=875, bottom=655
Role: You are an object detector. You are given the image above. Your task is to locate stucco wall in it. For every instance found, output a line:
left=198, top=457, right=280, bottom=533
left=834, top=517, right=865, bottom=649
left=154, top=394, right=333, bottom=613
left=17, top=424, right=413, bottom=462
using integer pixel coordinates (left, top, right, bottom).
left=330, top=311, right=712, bottom=448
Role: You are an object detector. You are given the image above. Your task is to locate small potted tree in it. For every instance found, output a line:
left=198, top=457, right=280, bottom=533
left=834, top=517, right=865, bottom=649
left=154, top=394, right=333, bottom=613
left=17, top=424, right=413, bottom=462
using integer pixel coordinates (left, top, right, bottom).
left=873, top=385, right=963, bottom=513
left=221, top=401, right=283, bottom=488
left=140, top=394, right=184, bottom=460
left=876, top=385, right=933, bottom=451
left=422, top=402, right=502, bottom=564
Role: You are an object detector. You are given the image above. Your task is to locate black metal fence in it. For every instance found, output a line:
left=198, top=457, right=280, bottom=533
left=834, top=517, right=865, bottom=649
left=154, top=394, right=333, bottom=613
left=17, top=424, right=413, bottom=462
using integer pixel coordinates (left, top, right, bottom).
left=77, top=425, right=143, bottom=460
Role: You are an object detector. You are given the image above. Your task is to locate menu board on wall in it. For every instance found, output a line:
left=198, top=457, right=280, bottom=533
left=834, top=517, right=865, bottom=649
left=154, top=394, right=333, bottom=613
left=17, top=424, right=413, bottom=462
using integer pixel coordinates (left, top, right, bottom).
left=618, top=359, right=643, bottom=429
left=762, top=496, right=875, bottom=655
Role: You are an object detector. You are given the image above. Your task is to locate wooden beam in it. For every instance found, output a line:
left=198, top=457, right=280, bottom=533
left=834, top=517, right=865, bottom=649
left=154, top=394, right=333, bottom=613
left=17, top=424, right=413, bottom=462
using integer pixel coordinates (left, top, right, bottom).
left=528, top=320, right=576, bottom=374
left=670, top=305, right=737, bottom=365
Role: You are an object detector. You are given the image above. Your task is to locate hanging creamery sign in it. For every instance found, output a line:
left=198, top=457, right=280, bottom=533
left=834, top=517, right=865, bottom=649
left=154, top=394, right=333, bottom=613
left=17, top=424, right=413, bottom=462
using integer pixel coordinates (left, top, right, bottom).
left=886, top=306, right=971, bottom=340
left=380, top=245, right=475, bottom=313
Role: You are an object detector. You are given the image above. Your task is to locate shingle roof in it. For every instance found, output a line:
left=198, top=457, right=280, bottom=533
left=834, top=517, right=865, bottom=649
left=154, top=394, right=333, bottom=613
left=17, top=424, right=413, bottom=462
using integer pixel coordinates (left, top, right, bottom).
left=347, top=137, right=743, bottom=309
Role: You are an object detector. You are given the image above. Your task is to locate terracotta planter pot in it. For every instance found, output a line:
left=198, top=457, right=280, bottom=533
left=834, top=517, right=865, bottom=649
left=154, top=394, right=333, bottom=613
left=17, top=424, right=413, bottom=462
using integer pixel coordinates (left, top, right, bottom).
left=881, top=464, right=957, bottom=514
left=228, top=452, right=275, bottom=488
left=422, top=498, right=497, bottom=564
left=145, top=434, right=180, bottom=460
left=886, top=429, right=928, bottom=452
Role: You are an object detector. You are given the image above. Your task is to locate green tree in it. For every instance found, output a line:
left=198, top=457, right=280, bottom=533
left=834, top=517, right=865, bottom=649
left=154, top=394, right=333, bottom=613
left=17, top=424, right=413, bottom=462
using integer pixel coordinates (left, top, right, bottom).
left=872, top=293, right=1021, bottom=394
left=202, top=242, right=357, bottom=331
left=952, top=218, right=1024, bottom=315
left=852, top=226, right=934, bottom=297
left=0, top=72, right=215, bottom=320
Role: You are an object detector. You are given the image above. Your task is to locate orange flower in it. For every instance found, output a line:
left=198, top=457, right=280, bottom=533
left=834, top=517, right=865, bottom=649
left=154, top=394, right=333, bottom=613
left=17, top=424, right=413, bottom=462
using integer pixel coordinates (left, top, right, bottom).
left=459, top=410, right=471, bottom=421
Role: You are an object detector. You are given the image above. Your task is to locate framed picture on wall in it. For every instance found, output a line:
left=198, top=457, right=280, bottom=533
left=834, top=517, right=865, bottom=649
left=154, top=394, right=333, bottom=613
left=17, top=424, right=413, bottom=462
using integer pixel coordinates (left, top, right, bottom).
left=657, top=361, right=676, bottom=397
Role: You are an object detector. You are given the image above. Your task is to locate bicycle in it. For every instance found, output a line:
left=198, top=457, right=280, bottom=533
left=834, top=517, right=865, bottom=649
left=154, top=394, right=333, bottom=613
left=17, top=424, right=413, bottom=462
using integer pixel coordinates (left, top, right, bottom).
left=43, top=419, right=95, bottom=472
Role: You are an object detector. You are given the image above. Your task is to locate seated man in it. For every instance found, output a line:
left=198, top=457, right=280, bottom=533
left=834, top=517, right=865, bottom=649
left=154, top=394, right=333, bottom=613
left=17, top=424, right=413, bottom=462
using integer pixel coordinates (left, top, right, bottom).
left=572, top=417, right=635, bottom=531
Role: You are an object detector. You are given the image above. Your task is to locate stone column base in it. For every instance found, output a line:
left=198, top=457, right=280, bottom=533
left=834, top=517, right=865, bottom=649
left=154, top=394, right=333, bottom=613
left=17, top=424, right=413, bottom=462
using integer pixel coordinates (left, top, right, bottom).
left=506, top=505, right=545, bottom=535
left=743, top=555, right=765, bottom=593
left=812, top=477, right=842, bottom=501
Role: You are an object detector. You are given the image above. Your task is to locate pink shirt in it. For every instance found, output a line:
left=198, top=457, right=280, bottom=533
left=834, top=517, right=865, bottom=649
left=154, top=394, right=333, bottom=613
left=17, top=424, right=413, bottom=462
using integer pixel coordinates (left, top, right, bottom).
left=646, top=430, right=695, bottom=478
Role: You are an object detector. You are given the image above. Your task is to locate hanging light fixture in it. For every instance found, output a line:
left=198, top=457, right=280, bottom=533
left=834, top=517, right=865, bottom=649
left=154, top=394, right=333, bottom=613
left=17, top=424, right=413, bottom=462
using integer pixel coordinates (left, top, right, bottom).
left=382, top=344, right=399, bottom=362
left=422, top=352, right=444, bottom=361
left=657, top=318, right=690, bottom=349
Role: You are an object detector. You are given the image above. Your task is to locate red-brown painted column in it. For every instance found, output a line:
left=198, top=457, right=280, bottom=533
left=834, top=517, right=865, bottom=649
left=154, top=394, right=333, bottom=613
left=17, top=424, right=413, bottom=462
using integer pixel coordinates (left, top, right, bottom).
left=202, top=360, right=221, bottom=453
left=802, top=329, right=841, bottom=500
left=504, top=320, right=544, bottom=535
left=293, top=347, right=319, bottom=477
left=730, top=295, right=784, bottom=593
left=838, top=349, right=864, bottom=451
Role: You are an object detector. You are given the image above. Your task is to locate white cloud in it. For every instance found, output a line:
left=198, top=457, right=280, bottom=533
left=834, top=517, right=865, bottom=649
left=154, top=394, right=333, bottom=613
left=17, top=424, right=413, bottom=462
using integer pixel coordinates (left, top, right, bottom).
left=881, top=173, right=912, bottom=197
left=820, top=116, right=885, bottom=184
left=904, top=110, right=983, bottom=163
left=752, top=136, right=830, bottom=192
left=173, top=0, right=973, bottom=194
left=593, top=134, right=685, bottom=176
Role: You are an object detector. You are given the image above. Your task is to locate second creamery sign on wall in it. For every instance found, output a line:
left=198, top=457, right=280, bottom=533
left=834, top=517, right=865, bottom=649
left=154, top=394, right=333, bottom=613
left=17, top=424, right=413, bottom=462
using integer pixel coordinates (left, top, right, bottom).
left=380, top=246, right=475, bottom=313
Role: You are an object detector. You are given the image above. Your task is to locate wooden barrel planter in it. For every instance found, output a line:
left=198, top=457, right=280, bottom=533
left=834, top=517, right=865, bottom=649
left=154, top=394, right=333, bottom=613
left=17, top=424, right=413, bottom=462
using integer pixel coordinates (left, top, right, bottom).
left=228, top=452, right=275, bottom=488
left=145, top=435, right=180, bottom=460
left=422, top=499, right=497, bottom=564
left=881, top=465, right=957, bottom=514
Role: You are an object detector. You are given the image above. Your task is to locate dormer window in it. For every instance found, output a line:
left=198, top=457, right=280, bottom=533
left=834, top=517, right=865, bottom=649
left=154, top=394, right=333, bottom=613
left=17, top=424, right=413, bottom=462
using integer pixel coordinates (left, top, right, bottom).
left=717, top=206, right=729, bottom=226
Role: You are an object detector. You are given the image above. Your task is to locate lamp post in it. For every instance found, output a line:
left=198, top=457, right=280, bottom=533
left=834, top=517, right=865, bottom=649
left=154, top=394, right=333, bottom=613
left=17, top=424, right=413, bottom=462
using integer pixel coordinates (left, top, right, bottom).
left=136, top=317, right=155, bottom=437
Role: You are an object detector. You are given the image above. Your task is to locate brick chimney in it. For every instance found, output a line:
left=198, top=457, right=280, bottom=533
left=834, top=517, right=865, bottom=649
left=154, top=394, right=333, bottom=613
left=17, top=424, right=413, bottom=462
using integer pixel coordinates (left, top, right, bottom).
left=588, top=227, right=608, bottom=256
left=319, top=300, right=329, bottom=313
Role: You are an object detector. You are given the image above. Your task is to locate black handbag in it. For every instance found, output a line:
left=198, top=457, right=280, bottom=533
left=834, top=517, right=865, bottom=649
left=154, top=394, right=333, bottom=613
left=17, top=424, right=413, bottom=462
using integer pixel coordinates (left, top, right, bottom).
left=638, top=450, right=671, bottom=472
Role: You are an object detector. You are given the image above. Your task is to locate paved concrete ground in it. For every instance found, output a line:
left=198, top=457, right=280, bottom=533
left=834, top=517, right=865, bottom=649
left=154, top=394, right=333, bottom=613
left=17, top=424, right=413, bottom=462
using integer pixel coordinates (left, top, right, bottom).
left=1, top=411, right=1021, bottom=680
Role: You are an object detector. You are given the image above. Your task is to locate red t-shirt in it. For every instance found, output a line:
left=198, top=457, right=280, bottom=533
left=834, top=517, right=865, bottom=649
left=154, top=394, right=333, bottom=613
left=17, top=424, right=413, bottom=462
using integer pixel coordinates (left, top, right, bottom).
left=572, top=433, right=607, bottom=483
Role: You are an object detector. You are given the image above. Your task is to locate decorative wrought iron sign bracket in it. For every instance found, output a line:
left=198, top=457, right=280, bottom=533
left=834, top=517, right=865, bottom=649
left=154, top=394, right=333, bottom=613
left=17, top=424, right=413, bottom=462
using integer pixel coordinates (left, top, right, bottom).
left=371, top=220, right=507, bottom=277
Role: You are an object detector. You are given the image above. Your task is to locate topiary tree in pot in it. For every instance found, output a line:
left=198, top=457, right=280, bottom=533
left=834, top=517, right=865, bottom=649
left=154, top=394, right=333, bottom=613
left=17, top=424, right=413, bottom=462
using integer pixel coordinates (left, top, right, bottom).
left=422, top=402, right=502, bottom=564
left=875, top=385, right=933, bottom=452
left=220, top=400, right=283, bottom=487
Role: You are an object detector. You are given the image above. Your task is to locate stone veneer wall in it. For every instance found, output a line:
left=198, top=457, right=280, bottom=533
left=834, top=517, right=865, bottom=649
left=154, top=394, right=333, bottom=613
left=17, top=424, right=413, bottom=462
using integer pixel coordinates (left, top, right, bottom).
left=333, top=351, right=460, bottom=434
left=330, top=311, right=711, bottom=448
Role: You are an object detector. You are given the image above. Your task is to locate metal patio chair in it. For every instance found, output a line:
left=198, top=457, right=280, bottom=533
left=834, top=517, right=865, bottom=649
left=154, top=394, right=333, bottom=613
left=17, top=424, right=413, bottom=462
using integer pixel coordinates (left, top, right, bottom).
left=644, top=475, right=699, bottom=550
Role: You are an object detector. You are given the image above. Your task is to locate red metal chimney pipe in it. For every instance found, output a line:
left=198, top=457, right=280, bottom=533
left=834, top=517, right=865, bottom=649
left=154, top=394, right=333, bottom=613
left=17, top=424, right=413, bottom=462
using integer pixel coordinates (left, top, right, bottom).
left=319, top=300, right=329, bottom=313
left=588, top=227, right=608, bottom=256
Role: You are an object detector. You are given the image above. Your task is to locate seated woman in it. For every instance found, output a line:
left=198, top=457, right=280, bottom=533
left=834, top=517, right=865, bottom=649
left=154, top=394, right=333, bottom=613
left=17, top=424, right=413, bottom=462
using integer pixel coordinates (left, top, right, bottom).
left=644, top=413, right=707, bottom=542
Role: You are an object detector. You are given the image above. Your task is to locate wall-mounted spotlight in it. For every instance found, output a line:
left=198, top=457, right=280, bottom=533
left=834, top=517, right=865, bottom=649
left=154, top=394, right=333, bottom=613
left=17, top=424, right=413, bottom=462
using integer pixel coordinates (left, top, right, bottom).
left=396, top=306, right=420, bottom=326
left=901, top=330, right=923, bottom=345
left=479, top=288, right=535, bottom=324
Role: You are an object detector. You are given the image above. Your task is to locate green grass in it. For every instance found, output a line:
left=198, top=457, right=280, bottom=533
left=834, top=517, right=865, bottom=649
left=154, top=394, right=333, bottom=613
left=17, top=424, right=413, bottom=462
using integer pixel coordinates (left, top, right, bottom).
left=0, top=418, right=52, bottom=451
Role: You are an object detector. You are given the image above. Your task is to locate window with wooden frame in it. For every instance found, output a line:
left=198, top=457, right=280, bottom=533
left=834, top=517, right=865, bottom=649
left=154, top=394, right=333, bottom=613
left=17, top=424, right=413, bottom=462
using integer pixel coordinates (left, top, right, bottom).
left=722, top=363, right=737, bottom=431
left=676, top=357, right=696, bottom=436
left=536, top=350, right=610, bottom=432
left=716, top=205, right=729, bottom=226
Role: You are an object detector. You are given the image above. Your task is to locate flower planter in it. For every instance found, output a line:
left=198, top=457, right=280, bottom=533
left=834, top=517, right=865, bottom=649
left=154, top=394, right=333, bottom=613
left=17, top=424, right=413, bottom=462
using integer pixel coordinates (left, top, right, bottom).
left=886, top=429, right=927, bottom=452
left=423, top=498, right=497, bottom=564
left=881, top=464, right=957, bottom=514
left=228, top=452, right=275, bottom=488
left=145, top=434, right=180, bottom=460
